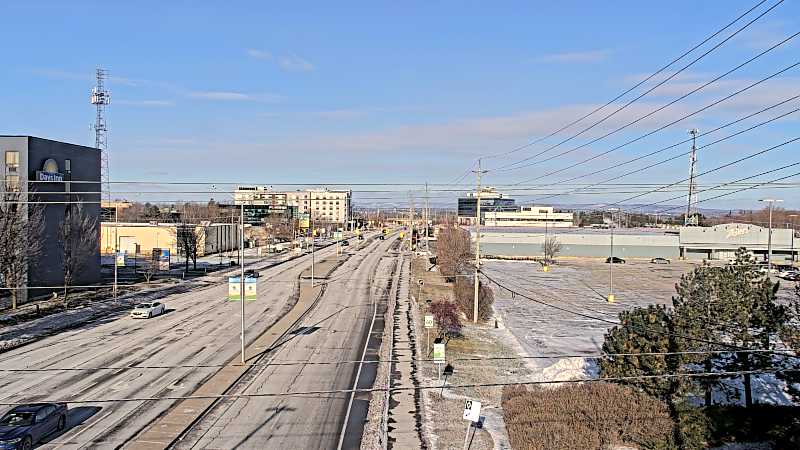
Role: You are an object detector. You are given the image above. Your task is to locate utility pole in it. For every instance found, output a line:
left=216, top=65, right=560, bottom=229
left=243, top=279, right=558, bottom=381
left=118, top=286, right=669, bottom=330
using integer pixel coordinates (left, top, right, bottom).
left=310, top=191, right=315, bottom=287
left=424, top=182, right=429, bottom=251
left=473, top=159, right=487, bottom=323
left=408, top=192, right=414, bottom=253
left=685, top=129, right=699, bottom=226
left=240, top=203, right=246, bottom=364
left=761, top=199, right=783, bottom=273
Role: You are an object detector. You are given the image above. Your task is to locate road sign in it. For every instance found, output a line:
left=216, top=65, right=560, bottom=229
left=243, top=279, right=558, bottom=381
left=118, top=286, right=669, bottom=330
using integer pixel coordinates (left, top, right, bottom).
left=463, top=400, right=482, bottom=422
left=228, top=277, right=257, bottom=301
left=424, top=314, right=434, bottom=328
left=115, top=252, right=126, bottom=267
left=433, top=343, right=445, bottom=363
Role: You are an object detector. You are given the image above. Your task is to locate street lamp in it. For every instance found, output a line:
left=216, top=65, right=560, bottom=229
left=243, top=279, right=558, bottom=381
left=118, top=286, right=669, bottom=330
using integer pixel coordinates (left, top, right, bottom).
left=607, top=208, right=619, bottom=303
left=789, top=214, right=798, bottom=265
left=760, top=199, right=783, bottom=273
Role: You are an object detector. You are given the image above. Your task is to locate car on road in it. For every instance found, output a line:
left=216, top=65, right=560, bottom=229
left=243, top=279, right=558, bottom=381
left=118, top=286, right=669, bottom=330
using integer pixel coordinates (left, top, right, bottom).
left=244, top=269, right=260, bottom=278
left=650, top=257, right=670, bottom=264
left=340, top=240, right=349, bottom=246
left=130, top=301, right=166, bottom=319
left=605, top=256, right=626, bottom=264
left=358, top=235, right=364, bottom=240
left=0, top=403, right=67, bottom=450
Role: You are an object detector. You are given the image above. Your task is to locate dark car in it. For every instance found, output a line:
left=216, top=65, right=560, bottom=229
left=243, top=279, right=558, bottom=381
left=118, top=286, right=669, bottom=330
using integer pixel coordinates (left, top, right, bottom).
left=340, top=240, right=349, bottom=247
left=605, top=256, right=626, bottom=264
left=358, top=235, right=364, bottom=240
left=0, top=403, right=67, bottom=450
left=243, top=269, right=260, bottom=278
left=650, top=257, right=670, bottom=264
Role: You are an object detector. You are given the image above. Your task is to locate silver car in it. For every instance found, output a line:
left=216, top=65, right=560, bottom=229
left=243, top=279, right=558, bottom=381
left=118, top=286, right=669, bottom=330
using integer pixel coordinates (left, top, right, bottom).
left=130, top=301, right=166, bottom=319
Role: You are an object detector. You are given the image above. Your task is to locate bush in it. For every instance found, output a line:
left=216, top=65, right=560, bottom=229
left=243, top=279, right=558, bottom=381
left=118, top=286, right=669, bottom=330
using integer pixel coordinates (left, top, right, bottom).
left=453, top=276, right=494, bottom=322
left=501, top=382, right=674, bottom=449
left=429, top=300, right=462, bottom=337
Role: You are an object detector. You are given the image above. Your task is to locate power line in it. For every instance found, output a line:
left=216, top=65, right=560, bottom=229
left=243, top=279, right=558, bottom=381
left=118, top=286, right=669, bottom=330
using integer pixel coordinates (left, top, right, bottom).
left=531, top=95, right=800, bottom=203
left=1, top=349, right=795, bottom=373
left=492, top=0, right=787, bottom=172
left=504, top=52, right=800, bottom=181
left=0, top=368, right=794, bottom=406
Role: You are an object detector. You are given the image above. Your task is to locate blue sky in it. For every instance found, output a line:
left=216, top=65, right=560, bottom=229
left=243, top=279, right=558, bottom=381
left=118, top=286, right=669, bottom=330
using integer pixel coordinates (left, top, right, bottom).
left=1, top=0, right=798, bottom=210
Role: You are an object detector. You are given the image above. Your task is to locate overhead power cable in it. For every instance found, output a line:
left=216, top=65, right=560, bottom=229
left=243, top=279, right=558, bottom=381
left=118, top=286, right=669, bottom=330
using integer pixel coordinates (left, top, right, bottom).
left=531, top=95, right=800, bottom=203
left=503, top=44, right=800, bottom=181
left=0, top=368, right=795, bottom=406
left=493, top=0, right=786, bottom=172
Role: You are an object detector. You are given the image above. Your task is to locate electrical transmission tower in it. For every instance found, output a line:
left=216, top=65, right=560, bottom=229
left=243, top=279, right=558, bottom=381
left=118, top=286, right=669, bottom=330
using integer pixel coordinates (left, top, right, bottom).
left=685, top=128, right=699, bottom=226
left=90, top=67, right=111, bottom=203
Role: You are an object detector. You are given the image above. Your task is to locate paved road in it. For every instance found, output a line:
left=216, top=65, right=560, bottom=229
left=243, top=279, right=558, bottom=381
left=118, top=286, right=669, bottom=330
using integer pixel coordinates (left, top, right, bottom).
left=174, top=235, right=399, bottom=450
left=0, top=243, right=343, bottom=449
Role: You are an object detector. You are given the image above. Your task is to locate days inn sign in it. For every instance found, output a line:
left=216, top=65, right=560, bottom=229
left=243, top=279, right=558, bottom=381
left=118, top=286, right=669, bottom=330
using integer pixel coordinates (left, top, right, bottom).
left=35, top=158, right=64, bottom=182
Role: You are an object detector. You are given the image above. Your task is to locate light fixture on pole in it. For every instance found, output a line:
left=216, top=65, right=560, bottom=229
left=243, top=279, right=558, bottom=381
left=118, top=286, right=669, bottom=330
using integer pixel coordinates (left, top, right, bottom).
left=760, top=199, right=783, bottom=273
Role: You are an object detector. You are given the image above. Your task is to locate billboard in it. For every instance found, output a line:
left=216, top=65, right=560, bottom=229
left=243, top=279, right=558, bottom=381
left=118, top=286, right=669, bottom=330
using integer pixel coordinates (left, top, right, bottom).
left=298, top=214, right=310, bottom=229
left=228, top=276, right=257, bottom=301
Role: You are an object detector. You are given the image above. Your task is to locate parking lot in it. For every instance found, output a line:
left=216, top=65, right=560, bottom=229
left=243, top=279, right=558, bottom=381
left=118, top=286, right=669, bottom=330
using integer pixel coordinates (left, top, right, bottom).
left=483, top=258, right=797, bottom=361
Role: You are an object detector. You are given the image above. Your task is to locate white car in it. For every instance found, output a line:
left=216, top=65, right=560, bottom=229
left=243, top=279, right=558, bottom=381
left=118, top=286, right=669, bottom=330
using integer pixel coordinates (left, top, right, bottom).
left=130, top=301, right=166, bottom=319
left=778, top=269, right=799, bottom=279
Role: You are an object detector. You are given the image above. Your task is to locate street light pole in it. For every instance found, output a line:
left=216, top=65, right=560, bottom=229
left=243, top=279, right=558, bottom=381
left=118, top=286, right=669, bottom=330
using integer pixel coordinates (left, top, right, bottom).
left=240, top=202, right=246, bottom=364
left=760, top=199, right=783, bottom=273
left=608, top=208, right=619, bottom=303
left=789, top=214, right=798, bottom=265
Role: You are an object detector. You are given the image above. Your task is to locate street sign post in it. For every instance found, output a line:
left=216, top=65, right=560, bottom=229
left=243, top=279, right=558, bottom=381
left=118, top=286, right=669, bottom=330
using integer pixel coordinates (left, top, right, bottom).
left=433, top=342, right=445, bottom=380
left=463, top=400, right=482, bottom=450
left=424, top=314, right=434, bottom=353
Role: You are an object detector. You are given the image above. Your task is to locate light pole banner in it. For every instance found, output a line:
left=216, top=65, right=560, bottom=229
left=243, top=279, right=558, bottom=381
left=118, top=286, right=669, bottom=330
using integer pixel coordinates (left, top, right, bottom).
left=228, top=277, right=257, bottom=301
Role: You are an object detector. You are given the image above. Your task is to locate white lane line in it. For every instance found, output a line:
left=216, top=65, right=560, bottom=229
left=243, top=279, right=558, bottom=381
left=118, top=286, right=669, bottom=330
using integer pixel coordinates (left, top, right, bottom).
left=336, top=274, right=381, bottom=450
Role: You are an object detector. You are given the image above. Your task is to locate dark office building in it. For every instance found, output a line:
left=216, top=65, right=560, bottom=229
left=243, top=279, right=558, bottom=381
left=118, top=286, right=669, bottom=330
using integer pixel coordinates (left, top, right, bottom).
left=1, top=136, right=102, bottom=300
left=457, top=188, right=517, bottom=225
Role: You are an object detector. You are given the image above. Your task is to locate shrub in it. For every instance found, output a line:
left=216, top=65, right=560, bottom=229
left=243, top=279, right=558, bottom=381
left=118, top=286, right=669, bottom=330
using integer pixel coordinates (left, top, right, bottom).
left=429, top=300, right=462, bottom=337
left=501, top=382, right=674, bottom=449
left=453, top=276, right=494, bottom=322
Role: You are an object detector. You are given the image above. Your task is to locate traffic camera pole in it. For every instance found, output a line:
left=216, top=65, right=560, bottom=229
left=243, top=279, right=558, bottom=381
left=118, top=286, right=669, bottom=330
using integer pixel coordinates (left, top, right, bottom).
left=240, top=203, right=246, bottom=364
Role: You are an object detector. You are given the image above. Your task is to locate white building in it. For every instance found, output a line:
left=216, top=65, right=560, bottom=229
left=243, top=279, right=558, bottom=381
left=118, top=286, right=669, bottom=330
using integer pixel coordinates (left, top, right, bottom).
left=484, top=206, right=574, bottom=227
left=234, top=186, right=352, bottom=225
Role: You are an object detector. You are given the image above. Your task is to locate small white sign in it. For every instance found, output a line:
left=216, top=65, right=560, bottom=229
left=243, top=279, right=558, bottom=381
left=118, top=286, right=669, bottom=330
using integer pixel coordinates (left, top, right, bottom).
left=418, top=278, right=424, bottom=286
left=424, top=314, right=434, bottom=329
left=463, top=400, right=481, bottom=422
left=433, top=343, right=445, bottom=364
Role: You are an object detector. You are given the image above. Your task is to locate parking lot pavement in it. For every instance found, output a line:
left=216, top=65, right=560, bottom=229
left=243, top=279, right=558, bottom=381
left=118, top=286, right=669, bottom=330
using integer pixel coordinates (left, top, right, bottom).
left=483, top=258, right=713, bottom=359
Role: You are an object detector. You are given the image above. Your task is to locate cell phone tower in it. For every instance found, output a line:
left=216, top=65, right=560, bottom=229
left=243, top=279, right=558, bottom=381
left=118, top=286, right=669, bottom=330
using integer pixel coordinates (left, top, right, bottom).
left=90, top=67, right=111, bottom=203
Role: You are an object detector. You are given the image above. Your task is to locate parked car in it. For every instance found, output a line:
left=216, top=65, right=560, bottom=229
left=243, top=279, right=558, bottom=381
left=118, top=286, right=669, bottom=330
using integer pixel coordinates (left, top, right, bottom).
left=0, top=403, right=67, bottom=450
left=778, top=269, right=799, bottom=280
left=650, top=257, right=671, bottom=264
left=130, top=302, right=166, bottom=319
left=757, top=266, right=779, bottom=275
left=244, top=269, right=260, bottom=278
left=605, top=256, right=626, bottom=264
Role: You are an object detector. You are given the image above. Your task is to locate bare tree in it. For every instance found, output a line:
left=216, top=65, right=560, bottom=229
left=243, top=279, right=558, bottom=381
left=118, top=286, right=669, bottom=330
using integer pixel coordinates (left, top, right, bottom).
left=142, top=258, right=156, bottom=285
left=0, top=192, right=45, bottom=309
left=436, top=225, right=473, bottom=282
left=60, top=204, right=99, bottom=308
left=173, top=221, right=203, bottom=271
left=542, top=235, right=562, bottom=263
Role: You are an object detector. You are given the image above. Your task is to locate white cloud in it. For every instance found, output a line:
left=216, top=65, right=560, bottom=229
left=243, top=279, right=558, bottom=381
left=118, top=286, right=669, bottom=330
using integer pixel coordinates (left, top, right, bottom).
left=116, top=99, right=175, bottom=107
left=246, top=49, right=273, bottom=60
left=188, top=91, right=252, bottom=101
left=532, top=49, right=612, bottom=64
left=186, top=90, right=284, bottom=103
left=279, top=54, right=315, bottom=72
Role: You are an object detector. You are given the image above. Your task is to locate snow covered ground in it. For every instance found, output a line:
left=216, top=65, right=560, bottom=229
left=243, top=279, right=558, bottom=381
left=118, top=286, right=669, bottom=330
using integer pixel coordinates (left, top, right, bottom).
left=485, top=259, right=798, bottom=405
